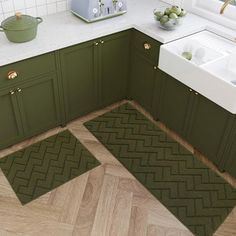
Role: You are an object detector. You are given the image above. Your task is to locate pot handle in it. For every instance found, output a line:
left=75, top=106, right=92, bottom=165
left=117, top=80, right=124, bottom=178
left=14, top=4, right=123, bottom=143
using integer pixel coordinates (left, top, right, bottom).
left=36, top=17, right=43, bottom=25
left=0, top=26, right=4, bottom=32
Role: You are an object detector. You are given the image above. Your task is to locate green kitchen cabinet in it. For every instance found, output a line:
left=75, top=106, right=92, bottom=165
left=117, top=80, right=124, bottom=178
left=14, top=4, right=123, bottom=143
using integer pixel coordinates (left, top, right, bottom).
left=60, top=30, right=131, bottom=121
left=224, top=142, right=236, bottom=178
left=60, top=40, right=98, bottom=122
left=0, top=74, right=61, bottom=150
left=16, top=75, right=61, bottom=137
left=157, top=73, right=192, bottom=137
left=0, top=53, right=56, bottom=87
left=129, top=50, right=157, bottom=115
left=219, top=119, right=236, bottom=178
left=157, top=73, right=233, bottom=167
left=185, top=93, right=233, bottom=166
left=0, top=75, right=61, bottom=149
left=129, top=30, right=161, bottom=116
left=0, top=87, right=24, bottom=149
left=99, top=31, right=131, bottom=107
left=0, top=52, right=61, bottom=150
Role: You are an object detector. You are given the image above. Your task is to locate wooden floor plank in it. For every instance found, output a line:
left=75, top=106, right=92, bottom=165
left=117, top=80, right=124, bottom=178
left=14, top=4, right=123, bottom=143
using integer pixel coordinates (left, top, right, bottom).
left=109, top=189, right=133, bottom=236
left=128, top=206, right=148, bottom=236
left=59, top=172, right=89, bottom=225
left=90, top=174, right=119, bottom=236
left=73, top=166, right=105, bottom=236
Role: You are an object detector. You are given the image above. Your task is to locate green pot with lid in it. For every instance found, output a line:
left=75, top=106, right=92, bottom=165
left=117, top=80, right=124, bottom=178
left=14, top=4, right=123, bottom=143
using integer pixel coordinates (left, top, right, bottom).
left=0, top=12, right=43, bottom=43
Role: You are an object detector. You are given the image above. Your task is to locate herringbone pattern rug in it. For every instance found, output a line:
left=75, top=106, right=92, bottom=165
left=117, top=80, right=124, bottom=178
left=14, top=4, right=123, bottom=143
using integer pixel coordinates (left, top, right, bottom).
left=0, top=130, right=100, bottom=205
left=85, top=103, right=236, bottom=236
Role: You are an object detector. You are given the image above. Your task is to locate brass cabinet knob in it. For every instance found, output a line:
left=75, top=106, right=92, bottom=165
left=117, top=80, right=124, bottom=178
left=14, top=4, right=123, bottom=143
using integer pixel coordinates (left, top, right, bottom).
left=189, top=89, right=193, bottom=92
left=100, top=40, right=104, bottom=44
left=7, top=71, right=18, bottom=80
left=144, top=42, right=152, bottom=50
left=154, top=66, right=157, bottom=70
left=17, top=88, right=22, bottom=93
left=94, top=42, right=99, bottom=46
left=9, top=90, right=15, bottom=95
left=195, top=92, right=199, bottom=95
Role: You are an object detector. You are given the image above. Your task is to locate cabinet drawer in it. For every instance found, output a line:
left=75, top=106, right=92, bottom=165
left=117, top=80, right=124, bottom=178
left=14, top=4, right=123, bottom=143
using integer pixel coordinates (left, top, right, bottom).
left=0, top=52, right=56, bottom=87
left=133, top=30, right=161, bottom=63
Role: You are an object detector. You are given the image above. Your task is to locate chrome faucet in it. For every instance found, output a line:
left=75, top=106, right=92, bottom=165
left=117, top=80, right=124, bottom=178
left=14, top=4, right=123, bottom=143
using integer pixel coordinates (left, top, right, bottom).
left=220, top=0, right=233, bottom=14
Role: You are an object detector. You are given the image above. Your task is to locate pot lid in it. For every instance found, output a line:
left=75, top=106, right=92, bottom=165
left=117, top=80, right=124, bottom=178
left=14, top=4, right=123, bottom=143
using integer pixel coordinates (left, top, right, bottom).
left=1, top=12, right=38, bottom=31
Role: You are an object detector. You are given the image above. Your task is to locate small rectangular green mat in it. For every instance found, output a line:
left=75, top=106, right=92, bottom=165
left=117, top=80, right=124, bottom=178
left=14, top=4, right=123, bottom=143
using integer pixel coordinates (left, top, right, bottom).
left=0, top=130, right=100, bottom=205
left=85, top=103, right=236, bottom=236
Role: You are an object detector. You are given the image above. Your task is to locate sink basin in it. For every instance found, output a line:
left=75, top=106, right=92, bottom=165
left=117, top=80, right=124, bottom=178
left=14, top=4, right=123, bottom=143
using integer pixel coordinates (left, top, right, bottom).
left=203, top=54, right=236, bottom=85
left=159, top=30, right=236, bottom=114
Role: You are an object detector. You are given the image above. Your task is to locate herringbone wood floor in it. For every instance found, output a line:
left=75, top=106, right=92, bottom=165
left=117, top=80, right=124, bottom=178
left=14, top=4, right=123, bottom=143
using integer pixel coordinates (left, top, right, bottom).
left=0, top=100, right=235, bottom=236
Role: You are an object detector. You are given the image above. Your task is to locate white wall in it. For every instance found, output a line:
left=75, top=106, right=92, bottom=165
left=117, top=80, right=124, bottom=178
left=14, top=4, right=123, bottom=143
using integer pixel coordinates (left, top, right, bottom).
left=0, top=0, right=71, bottom=22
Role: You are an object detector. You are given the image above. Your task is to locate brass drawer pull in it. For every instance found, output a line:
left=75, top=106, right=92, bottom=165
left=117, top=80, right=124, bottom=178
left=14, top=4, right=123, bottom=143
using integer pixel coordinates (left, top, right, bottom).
left=7, top=71, right=18, bottom=80
left=144, top=42, right=152, bottom=50
left=10, top=90, right=15, bottom=95
left=17, top=88, right=22, bottom=93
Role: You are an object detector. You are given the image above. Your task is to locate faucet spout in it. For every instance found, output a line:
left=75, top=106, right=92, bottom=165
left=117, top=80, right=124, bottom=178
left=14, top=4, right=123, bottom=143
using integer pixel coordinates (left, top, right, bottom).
left=220, top=0, right=233, bottom=14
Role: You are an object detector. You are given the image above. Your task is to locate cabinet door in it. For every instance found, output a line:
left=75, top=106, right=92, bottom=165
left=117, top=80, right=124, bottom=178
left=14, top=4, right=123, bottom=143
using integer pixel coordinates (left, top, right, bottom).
left=16, top=75, right=61, bottom=137
left=158, top=74, right=192, bottom=137
left=129, top=50, right=156, bottom=115
left=100, top=31, right=130, bottom=107
left=223, top=122, right=236, bottom=178
left=60, top=41, right=98, bottom=121
left=0, top=88, right=23, bottom=149
left=187, top=94, right=233, bottom=166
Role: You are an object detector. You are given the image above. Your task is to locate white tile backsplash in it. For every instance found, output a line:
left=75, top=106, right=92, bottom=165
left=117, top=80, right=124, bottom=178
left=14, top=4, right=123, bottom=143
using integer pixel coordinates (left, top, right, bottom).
left=25, top=0, right=36, bottom=8
left=161, top=0, right=184, bottom=7
left=26, top=7, right=38, bottom=16
left=0, top=0, right=69, bottom=19
left=57, top=1, right=67, bottom=12
left=13, top=0, right=25, bottom=11
left=2, top=0, right=14, bottom=13
left=37, top=5, right=47, bottom=16
left=47, top=2, right=57, bottom=14
left=36, top=0, right=47, bottom=5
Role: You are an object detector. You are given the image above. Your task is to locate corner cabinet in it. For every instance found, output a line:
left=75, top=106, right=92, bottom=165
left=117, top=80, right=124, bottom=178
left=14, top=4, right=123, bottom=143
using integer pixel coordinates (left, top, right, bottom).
left=59, top=30, right=131, bottom=122
left=0, top=53, right=62, bottom=150
left=129, top=30, right=236, bottom=177
left=99, top=31, right=131, bottom=107
left=129, top=30, right=162, bottom=116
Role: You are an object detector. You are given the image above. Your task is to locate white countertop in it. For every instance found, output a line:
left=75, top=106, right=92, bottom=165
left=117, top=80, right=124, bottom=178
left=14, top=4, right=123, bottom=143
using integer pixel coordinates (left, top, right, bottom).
left=0, top=0, right=236, bottom=66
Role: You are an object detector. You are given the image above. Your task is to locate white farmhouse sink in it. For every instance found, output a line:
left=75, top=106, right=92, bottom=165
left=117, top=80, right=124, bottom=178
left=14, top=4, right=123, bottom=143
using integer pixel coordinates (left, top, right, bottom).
left=159, top=31, right=236, bottom=114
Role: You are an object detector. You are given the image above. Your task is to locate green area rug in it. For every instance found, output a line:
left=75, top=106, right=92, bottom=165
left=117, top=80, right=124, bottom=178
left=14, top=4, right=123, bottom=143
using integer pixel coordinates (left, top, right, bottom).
left=85, top=103, right=236, bottom=236
left=0, top=130, right=100, bottom=205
